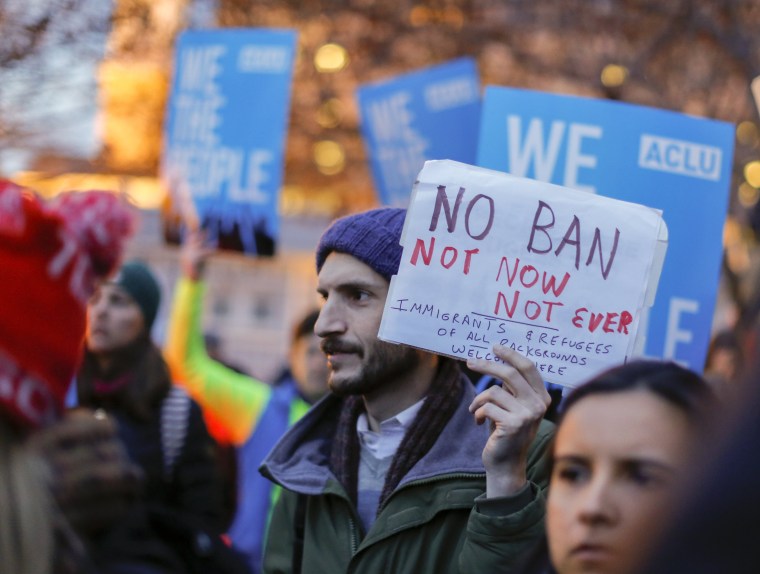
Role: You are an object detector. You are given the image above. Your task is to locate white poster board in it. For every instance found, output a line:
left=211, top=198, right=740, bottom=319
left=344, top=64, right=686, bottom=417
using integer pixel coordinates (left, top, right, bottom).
left=379, top=160, right=668, bottom=388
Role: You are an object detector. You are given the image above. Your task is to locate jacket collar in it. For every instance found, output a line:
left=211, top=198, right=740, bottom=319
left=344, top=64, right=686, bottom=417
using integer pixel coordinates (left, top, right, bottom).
left=259, top=363, right=488, bottom=496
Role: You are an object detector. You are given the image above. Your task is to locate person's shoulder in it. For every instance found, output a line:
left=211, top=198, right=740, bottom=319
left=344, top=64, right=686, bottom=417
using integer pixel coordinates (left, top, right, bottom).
left=528, top=419, right=556, bottom=460
left=536, top=418, right=556, bottom=440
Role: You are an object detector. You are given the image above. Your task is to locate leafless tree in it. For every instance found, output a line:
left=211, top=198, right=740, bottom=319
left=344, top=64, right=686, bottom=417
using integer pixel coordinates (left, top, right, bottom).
left=0, top=0, right=113, bottom=171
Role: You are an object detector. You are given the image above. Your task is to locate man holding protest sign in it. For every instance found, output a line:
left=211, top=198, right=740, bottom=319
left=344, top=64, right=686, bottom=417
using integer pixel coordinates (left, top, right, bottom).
left=260, top=207, right=554, bottom=574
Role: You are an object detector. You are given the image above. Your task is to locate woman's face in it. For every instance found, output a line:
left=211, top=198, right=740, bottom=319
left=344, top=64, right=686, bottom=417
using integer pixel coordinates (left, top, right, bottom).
left=547, top=389, right=692, bottom=574
left=86, top=283, right=145, bottom=355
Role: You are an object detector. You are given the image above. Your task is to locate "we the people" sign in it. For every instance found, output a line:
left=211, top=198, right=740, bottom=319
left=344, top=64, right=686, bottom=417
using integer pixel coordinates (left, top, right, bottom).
left=379, top=160, right=667, bottom=388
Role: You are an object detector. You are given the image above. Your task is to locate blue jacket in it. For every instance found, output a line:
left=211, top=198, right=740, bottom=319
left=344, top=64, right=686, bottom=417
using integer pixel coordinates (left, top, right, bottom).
left=228, top=379, right=305, bottom=573
left=164, top=278, right=314, bottom=574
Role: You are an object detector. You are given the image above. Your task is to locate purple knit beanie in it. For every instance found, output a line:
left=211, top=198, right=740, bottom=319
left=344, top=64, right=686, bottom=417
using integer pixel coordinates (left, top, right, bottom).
left=316, top=207, right=407, bottom=281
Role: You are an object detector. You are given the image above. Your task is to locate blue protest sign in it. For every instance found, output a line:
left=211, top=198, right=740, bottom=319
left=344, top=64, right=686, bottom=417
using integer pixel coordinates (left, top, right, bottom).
left=477, top=87, right=735, bottom=371
left=357, top=58, right=481, bottom=206
left=162, top=28, right=297, bottom=255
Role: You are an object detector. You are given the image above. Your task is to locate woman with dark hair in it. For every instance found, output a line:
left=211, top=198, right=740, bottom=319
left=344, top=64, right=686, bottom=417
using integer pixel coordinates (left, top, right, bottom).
left=80, top=263, right=171, bottom=413
left=77, top=261, right=225, bottom=534
left=514, top=360, right=714, bottom=574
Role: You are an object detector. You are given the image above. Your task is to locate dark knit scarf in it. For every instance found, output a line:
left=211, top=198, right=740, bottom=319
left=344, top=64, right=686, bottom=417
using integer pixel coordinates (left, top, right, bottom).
left=329, top=359, right=464, bottom=515
left=77, top=334, right=171, bottom=421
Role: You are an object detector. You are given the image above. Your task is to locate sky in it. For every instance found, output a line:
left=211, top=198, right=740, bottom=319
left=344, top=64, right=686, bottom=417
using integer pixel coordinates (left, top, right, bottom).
left=0, top=0, right=216, bottom=177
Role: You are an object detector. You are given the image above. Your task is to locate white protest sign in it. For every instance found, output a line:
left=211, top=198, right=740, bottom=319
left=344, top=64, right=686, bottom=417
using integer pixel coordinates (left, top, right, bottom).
left=379, top=160, right=668, bottom=388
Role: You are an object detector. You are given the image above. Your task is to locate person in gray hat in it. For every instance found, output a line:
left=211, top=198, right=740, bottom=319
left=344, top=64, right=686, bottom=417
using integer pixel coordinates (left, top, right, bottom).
left=260, top=207, right=555, bottom=574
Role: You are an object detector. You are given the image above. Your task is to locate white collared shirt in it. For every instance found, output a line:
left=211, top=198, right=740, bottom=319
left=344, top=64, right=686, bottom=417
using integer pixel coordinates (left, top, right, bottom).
left=356, top=398, right=425, bottom=458
left=355, top=398, right=425, bottom=530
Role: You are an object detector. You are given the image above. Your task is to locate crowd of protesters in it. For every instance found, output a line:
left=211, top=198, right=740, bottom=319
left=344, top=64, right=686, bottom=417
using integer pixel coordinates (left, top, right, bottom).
left=1, top=177, right=759, bottom=574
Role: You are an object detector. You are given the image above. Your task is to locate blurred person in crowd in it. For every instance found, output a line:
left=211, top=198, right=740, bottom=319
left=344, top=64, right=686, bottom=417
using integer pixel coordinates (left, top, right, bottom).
left=703, top=329, right=744, bottom=399
left=0, top=181, right=144, bottom=573
left=513, top=360, right=714, bottom=574
left=76, top=260, right=252, bottom=574
left=259, top=208, right=555, bottom=574
left=77, top=260, right=227, bottom=535
left=164, top=230, right=330, bottom=574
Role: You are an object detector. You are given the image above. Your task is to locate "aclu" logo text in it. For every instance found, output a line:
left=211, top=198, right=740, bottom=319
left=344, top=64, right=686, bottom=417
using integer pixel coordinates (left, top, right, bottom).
left=638, top=134, right=722, bottom=181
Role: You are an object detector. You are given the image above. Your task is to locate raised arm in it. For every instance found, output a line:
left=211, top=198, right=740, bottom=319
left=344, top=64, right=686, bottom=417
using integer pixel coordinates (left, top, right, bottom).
left=459, top=344, right=554, bottom=571
left=164, top=230, right=271, bottom=445
left=468, top=344, right=551, bottom=497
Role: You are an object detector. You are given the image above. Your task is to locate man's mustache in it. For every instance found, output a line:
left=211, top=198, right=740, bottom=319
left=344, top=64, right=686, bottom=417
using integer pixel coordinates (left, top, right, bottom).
left=321, top=338, right=361, bottom=356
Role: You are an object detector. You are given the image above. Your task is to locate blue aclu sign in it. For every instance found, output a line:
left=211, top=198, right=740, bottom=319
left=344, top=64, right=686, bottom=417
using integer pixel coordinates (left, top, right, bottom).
left=162, top=28, right=297, bottom=255
left=477, top=87, right=735, bottom=371
left=357, top=58, right=481, bottom=206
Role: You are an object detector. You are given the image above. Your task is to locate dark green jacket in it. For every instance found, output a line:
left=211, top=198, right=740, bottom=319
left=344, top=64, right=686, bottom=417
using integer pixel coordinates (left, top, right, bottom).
left=260, top=377, right=554, bottom=574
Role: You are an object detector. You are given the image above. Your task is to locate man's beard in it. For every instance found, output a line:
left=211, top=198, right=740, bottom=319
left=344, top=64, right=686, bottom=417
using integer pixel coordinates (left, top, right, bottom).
left=322, top=336, right=420, bottom=397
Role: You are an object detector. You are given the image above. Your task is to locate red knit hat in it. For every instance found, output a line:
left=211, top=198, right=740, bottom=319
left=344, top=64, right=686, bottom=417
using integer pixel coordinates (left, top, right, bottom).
left=0, top=180, right=134, bottom=429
